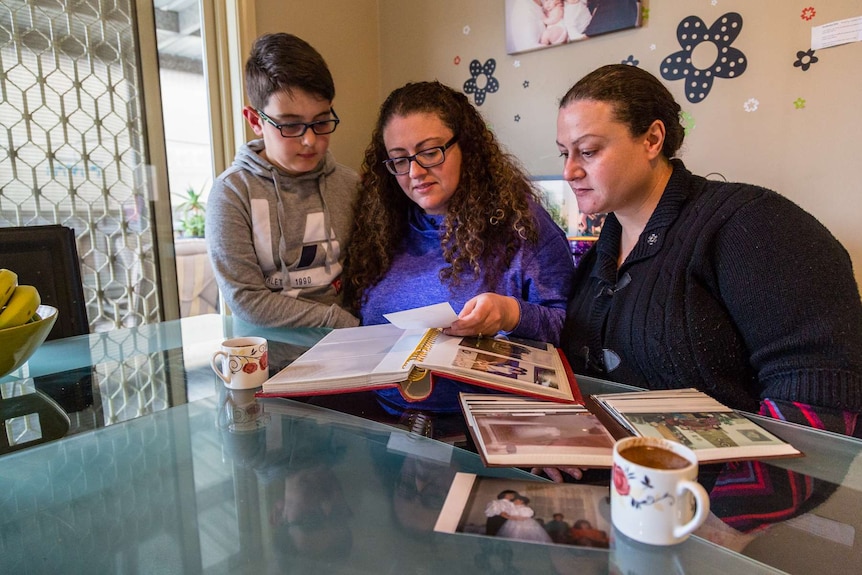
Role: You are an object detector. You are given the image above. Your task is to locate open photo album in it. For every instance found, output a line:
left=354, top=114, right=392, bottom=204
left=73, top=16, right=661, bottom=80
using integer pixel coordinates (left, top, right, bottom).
left=460, top=388, right=803, bottom=467
left=257, top=322, right=583, bottom=404
left=459, top=393, right=615, bottom=468
left=585, top=388, right=802, bottom=463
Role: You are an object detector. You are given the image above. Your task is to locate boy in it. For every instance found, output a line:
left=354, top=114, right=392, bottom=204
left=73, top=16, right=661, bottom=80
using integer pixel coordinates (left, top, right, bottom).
left=206, top=33, right=359, bottom=328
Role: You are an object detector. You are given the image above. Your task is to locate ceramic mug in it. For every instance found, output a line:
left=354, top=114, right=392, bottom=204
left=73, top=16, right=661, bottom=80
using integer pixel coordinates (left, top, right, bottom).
left=211, top=337, right=269, bottom=389
left=610, top=436, right=710, bottom=546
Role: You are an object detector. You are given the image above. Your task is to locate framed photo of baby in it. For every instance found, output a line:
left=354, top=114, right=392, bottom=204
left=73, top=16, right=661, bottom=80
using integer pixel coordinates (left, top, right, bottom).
left=505, top=0, right=642, bottom=55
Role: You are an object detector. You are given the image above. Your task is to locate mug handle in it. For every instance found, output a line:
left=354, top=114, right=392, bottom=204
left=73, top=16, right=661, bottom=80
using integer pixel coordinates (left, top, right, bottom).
left=211, top=350, right=232, bottom=384
left=673, top=479, right=710, bottom=540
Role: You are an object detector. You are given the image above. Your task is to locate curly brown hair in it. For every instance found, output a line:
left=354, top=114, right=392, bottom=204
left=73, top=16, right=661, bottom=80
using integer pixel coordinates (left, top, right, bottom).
left=343, top=81, right=540, bottom=312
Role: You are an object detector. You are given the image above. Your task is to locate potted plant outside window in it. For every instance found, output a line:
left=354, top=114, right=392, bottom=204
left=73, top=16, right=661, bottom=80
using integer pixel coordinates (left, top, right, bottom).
left=174, top=186, right=207, bottom=238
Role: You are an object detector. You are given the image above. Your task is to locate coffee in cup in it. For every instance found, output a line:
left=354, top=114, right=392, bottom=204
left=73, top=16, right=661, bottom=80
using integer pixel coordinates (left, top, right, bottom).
left=610, top=436, right=709, bottom=546
left=618, top=443, right=691, bottom=470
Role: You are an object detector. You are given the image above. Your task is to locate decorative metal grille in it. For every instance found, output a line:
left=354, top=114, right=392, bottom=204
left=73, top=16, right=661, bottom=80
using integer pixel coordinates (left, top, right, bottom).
left=0, top=0, right=171, bottom=429
left=0, top=0, right=161, bottom=331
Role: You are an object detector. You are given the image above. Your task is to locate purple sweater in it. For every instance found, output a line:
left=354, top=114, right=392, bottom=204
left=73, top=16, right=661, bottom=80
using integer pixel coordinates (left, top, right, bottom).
left=361, top=202, right=574, bottom=413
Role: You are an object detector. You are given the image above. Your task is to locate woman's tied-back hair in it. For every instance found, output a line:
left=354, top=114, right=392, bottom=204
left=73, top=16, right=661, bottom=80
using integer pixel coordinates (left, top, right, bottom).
left=244, top=33, right=335, bottom=110
left=343, top=81, right=540, bottom=312
left=559, top=64, right=685, bottom=159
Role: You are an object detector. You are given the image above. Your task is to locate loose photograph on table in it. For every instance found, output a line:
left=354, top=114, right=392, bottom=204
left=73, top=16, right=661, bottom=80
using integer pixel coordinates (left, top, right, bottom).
left=435, top=473, right=611, bottom=547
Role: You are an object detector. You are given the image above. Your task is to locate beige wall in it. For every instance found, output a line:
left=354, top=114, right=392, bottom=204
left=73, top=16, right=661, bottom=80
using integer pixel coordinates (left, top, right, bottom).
left=247, top=0, right=862, bottom=287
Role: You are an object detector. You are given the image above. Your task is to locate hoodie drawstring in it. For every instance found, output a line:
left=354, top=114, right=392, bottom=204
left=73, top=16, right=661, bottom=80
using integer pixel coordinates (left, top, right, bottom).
left=270, top=166, right=336, bottom=282
left=318, top=172, right=334, bottom=276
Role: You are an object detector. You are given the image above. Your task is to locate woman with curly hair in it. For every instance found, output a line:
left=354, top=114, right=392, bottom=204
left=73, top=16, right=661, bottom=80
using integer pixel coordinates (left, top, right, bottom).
left=341, top=81, right=574, bottom=417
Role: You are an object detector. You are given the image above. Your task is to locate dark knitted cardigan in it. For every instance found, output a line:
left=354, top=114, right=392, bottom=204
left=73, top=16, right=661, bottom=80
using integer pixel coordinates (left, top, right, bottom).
left=562, top=159, right=862, bottom=415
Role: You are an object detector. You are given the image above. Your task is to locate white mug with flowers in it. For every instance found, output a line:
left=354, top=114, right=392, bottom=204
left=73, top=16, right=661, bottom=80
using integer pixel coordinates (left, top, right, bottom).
left=610, top=436, right=710, bottom=546
left=211, top=337, right=269, bottom=389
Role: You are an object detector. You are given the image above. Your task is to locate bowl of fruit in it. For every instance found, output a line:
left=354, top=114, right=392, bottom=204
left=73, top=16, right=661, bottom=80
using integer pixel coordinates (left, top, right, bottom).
left=0, top=269, right=58, bottom=379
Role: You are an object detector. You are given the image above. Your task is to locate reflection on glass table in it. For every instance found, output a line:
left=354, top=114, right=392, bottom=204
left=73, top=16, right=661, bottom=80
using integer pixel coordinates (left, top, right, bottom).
left=0, top=317, right=859, bottom=573
left=0, top=314, right=324, bottom=450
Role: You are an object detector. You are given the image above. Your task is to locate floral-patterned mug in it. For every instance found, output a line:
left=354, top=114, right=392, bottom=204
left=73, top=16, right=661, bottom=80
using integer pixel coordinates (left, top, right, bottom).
left=211, top=337, right=269, bottom=389
left=611, top=436, right=710, bottom=546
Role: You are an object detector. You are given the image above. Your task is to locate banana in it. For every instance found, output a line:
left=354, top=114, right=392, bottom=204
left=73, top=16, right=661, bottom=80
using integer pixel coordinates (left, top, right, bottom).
left=0, top=285, right=41, bottom=330
left=0, top=268, right=17, bottom=309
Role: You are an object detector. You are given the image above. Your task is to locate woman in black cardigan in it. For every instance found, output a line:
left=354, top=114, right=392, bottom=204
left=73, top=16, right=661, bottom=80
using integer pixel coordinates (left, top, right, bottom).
left=557, top=64, right=862, bottom=438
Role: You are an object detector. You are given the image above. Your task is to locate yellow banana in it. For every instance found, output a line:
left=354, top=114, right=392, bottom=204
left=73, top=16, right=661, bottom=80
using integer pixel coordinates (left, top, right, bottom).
left=0, top=268, right=17, bottom=309
left=0, top=284, right=41, bottom=329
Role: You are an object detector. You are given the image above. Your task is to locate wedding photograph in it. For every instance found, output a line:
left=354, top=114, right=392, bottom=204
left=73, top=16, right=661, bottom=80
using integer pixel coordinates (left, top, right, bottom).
left=436, top=474, right=611, bottom=548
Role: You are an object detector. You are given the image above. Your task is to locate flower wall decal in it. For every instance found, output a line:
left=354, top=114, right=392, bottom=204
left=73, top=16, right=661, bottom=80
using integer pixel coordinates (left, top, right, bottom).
left=463, top=58, right=499, bottom=106
left=622, top=55, right=639, bottom=66
left=801, top=7, right=816, bottom=21
left=660, top=12, right=748, bottom=103
left=793, top=97, right=806, bottom=109
left=743, top=98, right=759, bottom=112
left=679, top=110, right=696, bottom=135
left=794, top=49, right=819, bottom=71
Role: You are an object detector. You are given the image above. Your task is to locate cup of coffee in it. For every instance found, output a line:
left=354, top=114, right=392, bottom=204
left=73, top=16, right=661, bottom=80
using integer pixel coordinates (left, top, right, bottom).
left=610, top=436, right=709, bottom=546
left=211, top=337, right=269, bottom=389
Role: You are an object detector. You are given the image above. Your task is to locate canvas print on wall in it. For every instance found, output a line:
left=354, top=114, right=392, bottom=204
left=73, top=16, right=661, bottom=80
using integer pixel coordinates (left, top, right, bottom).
left=505, top=0, right=642, bottom=55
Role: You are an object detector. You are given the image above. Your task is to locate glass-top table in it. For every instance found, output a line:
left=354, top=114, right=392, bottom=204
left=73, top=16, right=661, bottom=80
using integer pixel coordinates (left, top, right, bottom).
left=1, top=315, right=861, bottom=573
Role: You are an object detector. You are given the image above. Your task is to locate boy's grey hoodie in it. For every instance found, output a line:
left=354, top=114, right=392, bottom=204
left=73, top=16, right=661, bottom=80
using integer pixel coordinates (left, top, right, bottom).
left=206, top=139, right=360, bottom=328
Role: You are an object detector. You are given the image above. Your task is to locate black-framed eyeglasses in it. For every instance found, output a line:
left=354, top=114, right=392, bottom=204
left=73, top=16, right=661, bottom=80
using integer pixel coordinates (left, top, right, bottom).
left=382, top=136, right=458, bottom=175
left=255, top=107, right=340, bottom=138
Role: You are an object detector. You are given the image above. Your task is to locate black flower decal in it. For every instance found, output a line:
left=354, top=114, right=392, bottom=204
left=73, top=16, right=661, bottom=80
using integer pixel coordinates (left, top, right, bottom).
left=661, top=12, right=747, bottom=103
left=622, top=54, right=639, bottom=66
left=793, top=49, right=819, bottom=71
left=463, top=58, right=499, bottom=106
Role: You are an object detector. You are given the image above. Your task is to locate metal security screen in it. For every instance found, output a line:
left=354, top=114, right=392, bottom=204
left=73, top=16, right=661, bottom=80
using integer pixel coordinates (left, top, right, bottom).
left=0, top=0, right=161, bottom=331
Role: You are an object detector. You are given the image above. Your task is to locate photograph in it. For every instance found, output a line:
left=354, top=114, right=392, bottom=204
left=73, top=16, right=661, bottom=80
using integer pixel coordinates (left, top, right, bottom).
left=505, top=0, right=642, bottom=55
left=451, top=348, right=563, bottom=390
left=435, top=474, right=611, bottom=548
left=458, top=336, right=556, bottom=367
left=475, top=412, right=615, bottom=456
left=453, top=349, right=530, bottom=380
left=627, top=411, right=791, bottom=451
left=534, top=366, right=560, bottom=389
left=534, top=177, right=605, bottom=266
